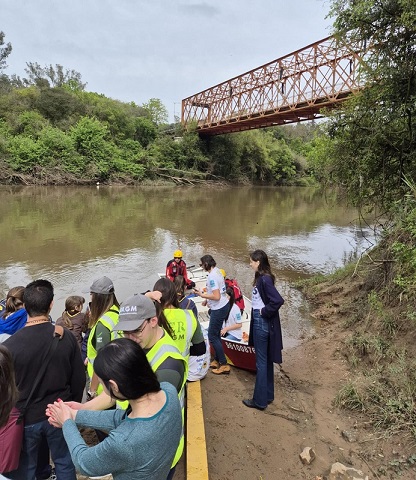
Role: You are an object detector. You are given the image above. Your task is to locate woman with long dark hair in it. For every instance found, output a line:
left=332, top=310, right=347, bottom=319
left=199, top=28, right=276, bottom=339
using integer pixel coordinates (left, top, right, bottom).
left=47, top=338, right=182, bottom=480
left=152, top=277, right=206, bottom=360
left=0, top=344, right=18, bottom=427
left=86, top=276, right=120, bottom=398
left=221, top=287, right=243, bottom=342
left=243, top=250, right=284, bottom=410
left=194, top=254, right=230, bottom=375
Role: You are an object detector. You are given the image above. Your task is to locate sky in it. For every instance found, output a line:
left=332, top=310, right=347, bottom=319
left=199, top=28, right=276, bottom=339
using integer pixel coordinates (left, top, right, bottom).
left=2, top=1, right=333, bottom=121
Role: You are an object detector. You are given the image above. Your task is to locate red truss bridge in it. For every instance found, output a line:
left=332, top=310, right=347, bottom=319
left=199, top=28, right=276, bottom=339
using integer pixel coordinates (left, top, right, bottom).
left=181, top=36, right=367, bottom=136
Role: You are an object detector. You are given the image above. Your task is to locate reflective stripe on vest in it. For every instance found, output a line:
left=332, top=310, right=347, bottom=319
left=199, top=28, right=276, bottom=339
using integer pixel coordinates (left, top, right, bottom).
left=86, top=307, right=120, bottom=392
left=145, top=334, right=187, bottom=467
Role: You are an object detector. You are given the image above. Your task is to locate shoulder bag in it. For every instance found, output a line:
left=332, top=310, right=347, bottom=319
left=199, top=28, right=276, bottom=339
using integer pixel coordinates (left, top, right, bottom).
left=0, top=325, right=64, bottom=474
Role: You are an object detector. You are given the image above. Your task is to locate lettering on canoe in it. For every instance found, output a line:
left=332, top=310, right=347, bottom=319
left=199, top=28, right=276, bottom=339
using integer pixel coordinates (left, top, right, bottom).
left=224, top=342, right=255, bottom=354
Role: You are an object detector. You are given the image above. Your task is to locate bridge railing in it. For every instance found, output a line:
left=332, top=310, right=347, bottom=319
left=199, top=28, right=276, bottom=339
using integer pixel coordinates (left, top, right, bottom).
left=182, top=36, right=367, bottom=135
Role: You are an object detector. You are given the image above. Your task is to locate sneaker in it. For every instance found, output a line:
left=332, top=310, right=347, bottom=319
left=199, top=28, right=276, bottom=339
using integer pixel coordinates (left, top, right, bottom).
left=47, top=469, right=57, bottom=480
left=209, top=360, right=220, bottom=369
left=37, top=468, right=56, bottom=480
left=211, top=364, right=231, bottom=375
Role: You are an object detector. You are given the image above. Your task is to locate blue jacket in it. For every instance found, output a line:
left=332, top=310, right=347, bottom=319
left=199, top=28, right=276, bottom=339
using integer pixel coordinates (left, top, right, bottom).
left=249, top=274, right=284, bottom=364
left=0, top=308, right=28, bottom=335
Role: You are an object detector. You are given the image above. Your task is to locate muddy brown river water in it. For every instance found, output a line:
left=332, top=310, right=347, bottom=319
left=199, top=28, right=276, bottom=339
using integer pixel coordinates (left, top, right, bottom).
left=0, top=185, right=375, bottom=347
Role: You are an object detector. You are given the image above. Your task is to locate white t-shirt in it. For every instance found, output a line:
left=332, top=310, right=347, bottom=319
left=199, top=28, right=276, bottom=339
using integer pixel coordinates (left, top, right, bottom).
left=223, top=303, right=242, bottom=340
left=206, top=267, right=228, bottom=310
left=187, top=327, right=210, bottom=381
left=251, top=284, right=265, bottom=310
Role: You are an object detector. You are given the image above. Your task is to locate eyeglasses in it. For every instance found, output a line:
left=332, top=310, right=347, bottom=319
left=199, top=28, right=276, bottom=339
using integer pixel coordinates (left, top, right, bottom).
left=174, top=257, right=181, bottom=260
left=123, top=319, right=150, bottom=336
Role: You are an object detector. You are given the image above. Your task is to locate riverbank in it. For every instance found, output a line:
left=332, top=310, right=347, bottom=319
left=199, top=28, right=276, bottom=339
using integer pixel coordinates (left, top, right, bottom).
left=201, top=312, right=415, bottom=479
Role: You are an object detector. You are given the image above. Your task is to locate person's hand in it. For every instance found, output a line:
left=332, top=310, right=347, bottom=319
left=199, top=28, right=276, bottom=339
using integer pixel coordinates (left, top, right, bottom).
left=145, top=291, right=162, bottom=303
left=193, top=288, right=200, bottom=296
left=64, top=401, right=83, bottom=410
left=201, top=300, right=207, bottom=307
left=46, top=400, right=76, bottom=428
left=220, top=327, right=227, bottom=337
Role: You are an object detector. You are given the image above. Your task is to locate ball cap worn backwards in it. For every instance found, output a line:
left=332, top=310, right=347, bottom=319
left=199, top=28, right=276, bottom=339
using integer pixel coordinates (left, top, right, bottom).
left=115, top=294, right=157, bottom=332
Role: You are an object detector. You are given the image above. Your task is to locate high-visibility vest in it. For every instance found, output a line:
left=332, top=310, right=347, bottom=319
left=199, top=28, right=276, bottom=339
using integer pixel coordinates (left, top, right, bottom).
left=164, top=308, right=196, bottom=359
left=116, top=331, right=187, bottom=467
left=145, top=332, right=187, bottom=468
left=87, top=306, right=119, bottom=394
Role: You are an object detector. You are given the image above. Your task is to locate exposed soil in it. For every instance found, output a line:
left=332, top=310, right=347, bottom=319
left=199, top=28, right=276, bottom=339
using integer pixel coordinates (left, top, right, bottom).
left=77, top=277, right=415, bottom=480
left=200, top=279, right=416, bottom=480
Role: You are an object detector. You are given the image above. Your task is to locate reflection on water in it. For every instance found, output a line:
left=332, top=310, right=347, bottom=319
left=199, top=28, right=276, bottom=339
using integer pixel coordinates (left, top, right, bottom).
left=0, top=185, right=376, bottom=348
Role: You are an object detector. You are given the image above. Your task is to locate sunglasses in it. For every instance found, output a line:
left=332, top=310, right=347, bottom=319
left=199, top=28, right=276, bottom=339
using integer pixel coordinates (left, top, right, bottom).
left=123, top=319, right=150, bottom=336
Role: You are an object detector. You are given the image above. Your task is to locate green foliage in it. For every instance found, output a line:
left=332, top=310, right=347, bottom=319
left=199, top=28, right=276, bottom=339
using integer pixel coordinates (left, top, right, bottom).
left=6, top=135, right=46, bottom=172
left=38, top=126, right=77, bottom=167
left=133, top=116, right=157, bottom=147
left=180, top=132, right=209, bottom=171
left=0, top=31, right=12, bottom=72
left=0, top=60, right=315, bottom=184
left=318, top=0, right=416, bottom=213
left=0, top=87, right=39, bottom=124
left=207, top=129, right=299, bottom=183
left=23, top=63, right=86, bottom=90
left=35, top=87, right=85, bottom=124
left=335, top=359, right=416, bottom=439
left=335, top=381, right=365, bottom=411
left=70, top=116, right=110, bottom=161
left=14, top=111, right=49, bottom=137
left=142, top=98, right=168, bottom=125
left=389, top=190, right=416, bottom=296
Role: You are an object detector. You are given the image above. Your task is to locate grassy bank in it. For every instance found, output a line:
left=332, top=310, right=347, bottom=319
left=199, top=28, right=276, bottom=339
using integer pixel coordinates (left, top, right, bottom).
left=297, top=204, right=416, bottom=443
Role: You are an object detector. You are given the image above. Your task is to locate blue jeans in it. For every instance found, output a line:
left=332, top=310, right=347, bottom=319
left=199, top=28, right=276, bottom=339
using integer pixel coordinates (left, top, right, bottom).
left=208, top=302, right=230, bottom=365
left=8, top=419, right=76, bottom=480
left=252, top=310, right=274, bottom=408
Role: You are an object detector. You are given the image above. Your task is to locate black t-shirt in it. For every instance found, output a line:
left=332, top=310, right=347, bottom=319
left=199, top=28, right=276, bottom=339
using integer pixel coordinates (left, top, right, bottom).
left=4, top=322, right=86, bottom=425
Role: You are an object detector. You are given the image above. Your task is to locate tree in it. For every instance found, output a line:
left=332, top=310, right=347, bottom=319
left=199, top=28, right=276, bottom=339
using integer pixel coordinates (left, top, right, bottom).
left=23, top=63, right=86, bottom=91
left=142, top=98, right=168, bottom=125
left=35, top=87, right=85, bottom=123
left=321, top=0, right=416, bottom=212
left=134, top=116, right=157, bottom=147
left=0, top=31, right=12, bottom=71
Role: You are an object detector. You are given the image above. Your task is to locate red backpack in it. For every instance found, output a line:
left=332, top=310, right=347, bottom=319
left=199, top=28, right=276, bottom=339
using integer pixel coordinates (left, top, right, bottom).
left=225, top=278, right=245, bottom=311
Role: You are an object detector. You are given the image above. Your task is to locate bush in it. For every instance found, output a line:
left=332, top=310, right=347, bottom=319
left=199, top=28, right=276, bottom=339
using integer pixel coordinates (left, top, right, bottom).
left=14, top=111, right=49, bottom=137
left=6, top=135, right=46, bottom=172
left=38, top=126, right=78, bottom=169
left=70, top=116, right=112, bottom=163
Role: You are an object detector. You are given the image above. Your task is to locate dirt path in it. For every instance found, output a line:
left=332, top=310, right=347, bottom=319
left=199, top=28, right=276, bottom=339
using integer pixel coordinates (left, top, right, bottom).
left=201, top=326, right=416, bottom=480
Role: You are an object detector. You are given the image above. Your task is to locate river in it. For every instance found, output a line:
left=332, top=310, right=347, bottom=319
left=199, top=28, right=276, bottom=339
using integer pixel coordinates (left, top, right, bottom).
left=0, top=185, right=375, bottom=347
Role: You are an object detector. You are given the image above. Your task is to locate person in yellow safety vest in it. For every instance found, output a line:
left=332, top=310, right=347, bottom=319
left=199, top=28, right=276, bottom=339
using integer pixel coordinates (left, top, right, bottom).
left=65, top=294, right=187, bottom=480
left=151, top=278, right=206, bottom=362
left=85, top=276, right=120, bottom=400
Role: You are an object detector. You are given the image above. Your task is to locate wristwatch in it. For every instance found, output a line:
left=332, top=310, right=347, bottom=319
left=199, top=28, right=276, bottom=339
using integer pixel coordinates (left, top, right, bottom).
left=87, top=390, right=97, bottom=400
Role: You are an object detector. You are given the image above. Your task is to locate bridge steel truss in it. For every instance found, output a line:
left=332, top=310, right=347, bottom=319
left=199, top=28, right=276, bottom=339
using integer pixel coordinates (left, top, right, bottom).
left=181, top=36, right=366, bottom=136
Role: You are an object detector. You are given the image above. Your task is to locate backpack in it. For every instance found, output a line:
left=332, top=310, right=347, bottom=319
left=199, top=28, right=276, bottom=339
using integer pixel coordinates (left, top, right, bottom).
left=225, top=278, right=245, bottom=312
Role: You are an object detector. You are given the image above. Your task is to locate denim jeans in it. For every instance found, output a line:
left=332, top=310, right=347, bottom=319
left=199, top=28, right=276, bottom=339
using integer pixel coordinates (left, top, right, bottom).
left=208, top=302, right=230, bottom=365
left=8, top=419, right=76, bottom=480
left=252, top=309, right=274, bottom=408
